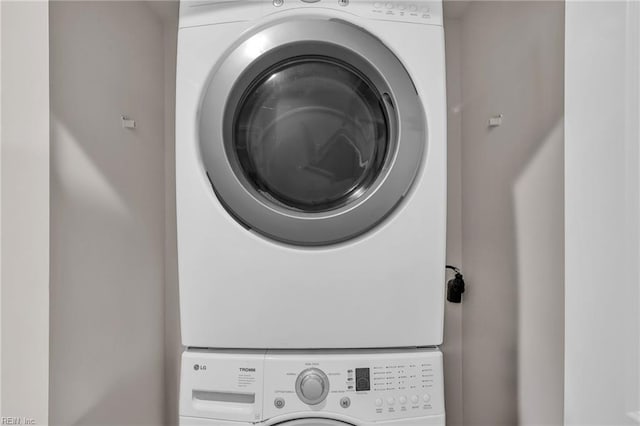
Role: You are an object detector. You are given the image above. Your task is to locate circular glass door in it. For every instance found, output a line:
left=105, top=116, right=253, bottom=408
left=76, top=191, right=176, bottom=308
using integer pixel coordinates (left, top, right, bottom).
left=199, top=18, right=427, bottom=246
left=234, top=57, right=388, bottom=212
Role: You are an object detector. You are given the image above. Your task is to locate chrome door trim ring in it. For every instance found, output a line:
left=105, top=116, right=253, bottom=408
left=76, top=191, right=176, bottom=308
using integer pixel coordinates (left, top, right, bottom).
left=199, top=17, right=426, bottom=245
left=272, top=420, right=354, bottom=426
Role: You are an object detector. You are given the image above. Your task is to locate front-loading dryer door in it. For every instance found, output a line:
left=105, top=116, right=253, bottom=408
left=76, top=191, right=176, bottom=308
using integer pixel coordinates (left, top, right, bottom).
left=199, top=17, right=426, bottom=246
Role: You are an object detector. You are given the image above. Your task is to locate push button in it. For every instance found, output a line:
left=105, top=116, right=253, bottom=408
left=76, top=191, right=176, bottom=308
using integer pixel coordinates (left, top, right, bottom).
left=387, top=397, right=396, bottom=406
left=375, top=398, right=383, bottom=407
left=423, top=393, right=431, bottom=403
left=399, top=396, right=407, bottom=405
left=273, top=0, right=284, bottom=6
left=411, top=395, right=419, bottom=404
left=274, top=397, right=285, bottom=409
left=340, top=397, right=351, bottom=408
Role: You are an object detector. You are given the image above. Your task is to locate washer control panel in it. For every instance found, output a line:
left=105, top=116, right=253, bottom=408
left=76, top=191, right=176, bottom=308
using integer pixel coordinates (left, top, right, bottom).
left=263, top=349, right=444, bottom=422
left=180, top=349, right=444, bottom=423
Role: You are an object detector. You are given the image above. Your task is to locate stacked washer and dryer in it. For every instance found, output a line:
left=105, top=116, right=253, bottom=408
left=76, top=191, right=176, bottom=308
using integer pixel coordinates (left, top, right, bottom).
left=176, top=0, right=447, bottom=424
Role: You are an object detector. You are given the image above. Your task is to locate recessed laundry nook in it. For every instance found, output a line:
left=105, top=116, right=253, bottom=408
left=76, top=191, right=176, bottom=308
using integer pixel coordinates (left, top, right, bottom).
left=2, top=1, right=639, bottom=426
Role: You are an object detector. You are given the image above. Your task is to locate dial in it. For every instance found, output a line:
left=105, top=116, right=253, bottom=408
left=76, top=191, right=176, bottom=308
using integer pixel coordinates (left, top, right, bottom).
left=295, top=368, right=330, bottom=405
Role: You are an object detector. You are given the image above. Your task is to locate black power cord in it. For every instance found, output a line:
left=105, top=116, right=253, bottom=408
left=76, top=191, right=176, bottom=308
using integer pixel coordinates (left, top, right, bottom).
left=445, top=265, right=466, bottom=303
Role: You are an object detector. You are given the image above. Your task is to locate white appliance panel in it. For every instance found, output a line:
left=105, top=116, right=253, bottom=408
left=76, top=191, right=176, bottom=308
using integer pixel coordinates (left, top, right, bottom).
left=180, top=349, right=445, bottom=425
left=176, top=2, right=447, bottom=349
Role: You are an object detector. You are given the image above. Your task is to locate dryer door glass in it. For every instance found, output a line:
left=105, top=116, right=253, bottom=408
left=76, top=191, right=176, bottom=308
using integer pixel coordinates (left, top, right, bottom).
left=233, top=58, right=388, bottom=212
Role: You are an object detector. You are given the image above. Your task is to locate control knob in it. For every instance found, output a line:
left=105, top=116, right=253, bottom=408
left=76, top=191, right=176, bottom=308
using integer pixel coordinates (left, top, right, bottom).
left=295, top=368, right=330, bottom=405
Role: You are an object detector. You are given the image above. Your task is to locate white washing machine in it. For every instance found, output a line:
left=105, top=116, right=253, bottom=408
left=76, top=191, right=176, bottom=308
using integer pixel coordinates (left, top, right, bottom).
left=180, top=349, right=445, bottom=425
left=176, top=0, right=447, bottom=350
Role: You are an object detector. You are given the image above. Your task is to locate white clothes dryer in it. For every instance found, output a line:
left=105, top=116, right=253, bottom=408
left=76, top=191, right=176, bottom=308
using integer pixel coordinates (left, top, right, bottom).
left=176, top=0, right=447, bottom=349
left=179, top=349, right=445, bottom=425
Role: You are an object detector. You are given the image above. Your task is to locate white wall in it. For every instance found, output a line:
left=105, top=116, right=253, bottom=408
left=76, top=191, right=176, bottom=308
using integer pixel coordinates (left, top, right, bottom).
left=49, top=2, right=166, bottom=424
left=443, top=16, right=464, bottom=426
left=159, top=4, right=181, bottom=425
left=514, top=117, right=564, bottom=425
left=457, top=2, right=564, bottom=424
left=0, top=1, right=3, bottom=409
left=0, top=1, right=50, bottom=423
left=565, top=1, right=640, bottom=424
